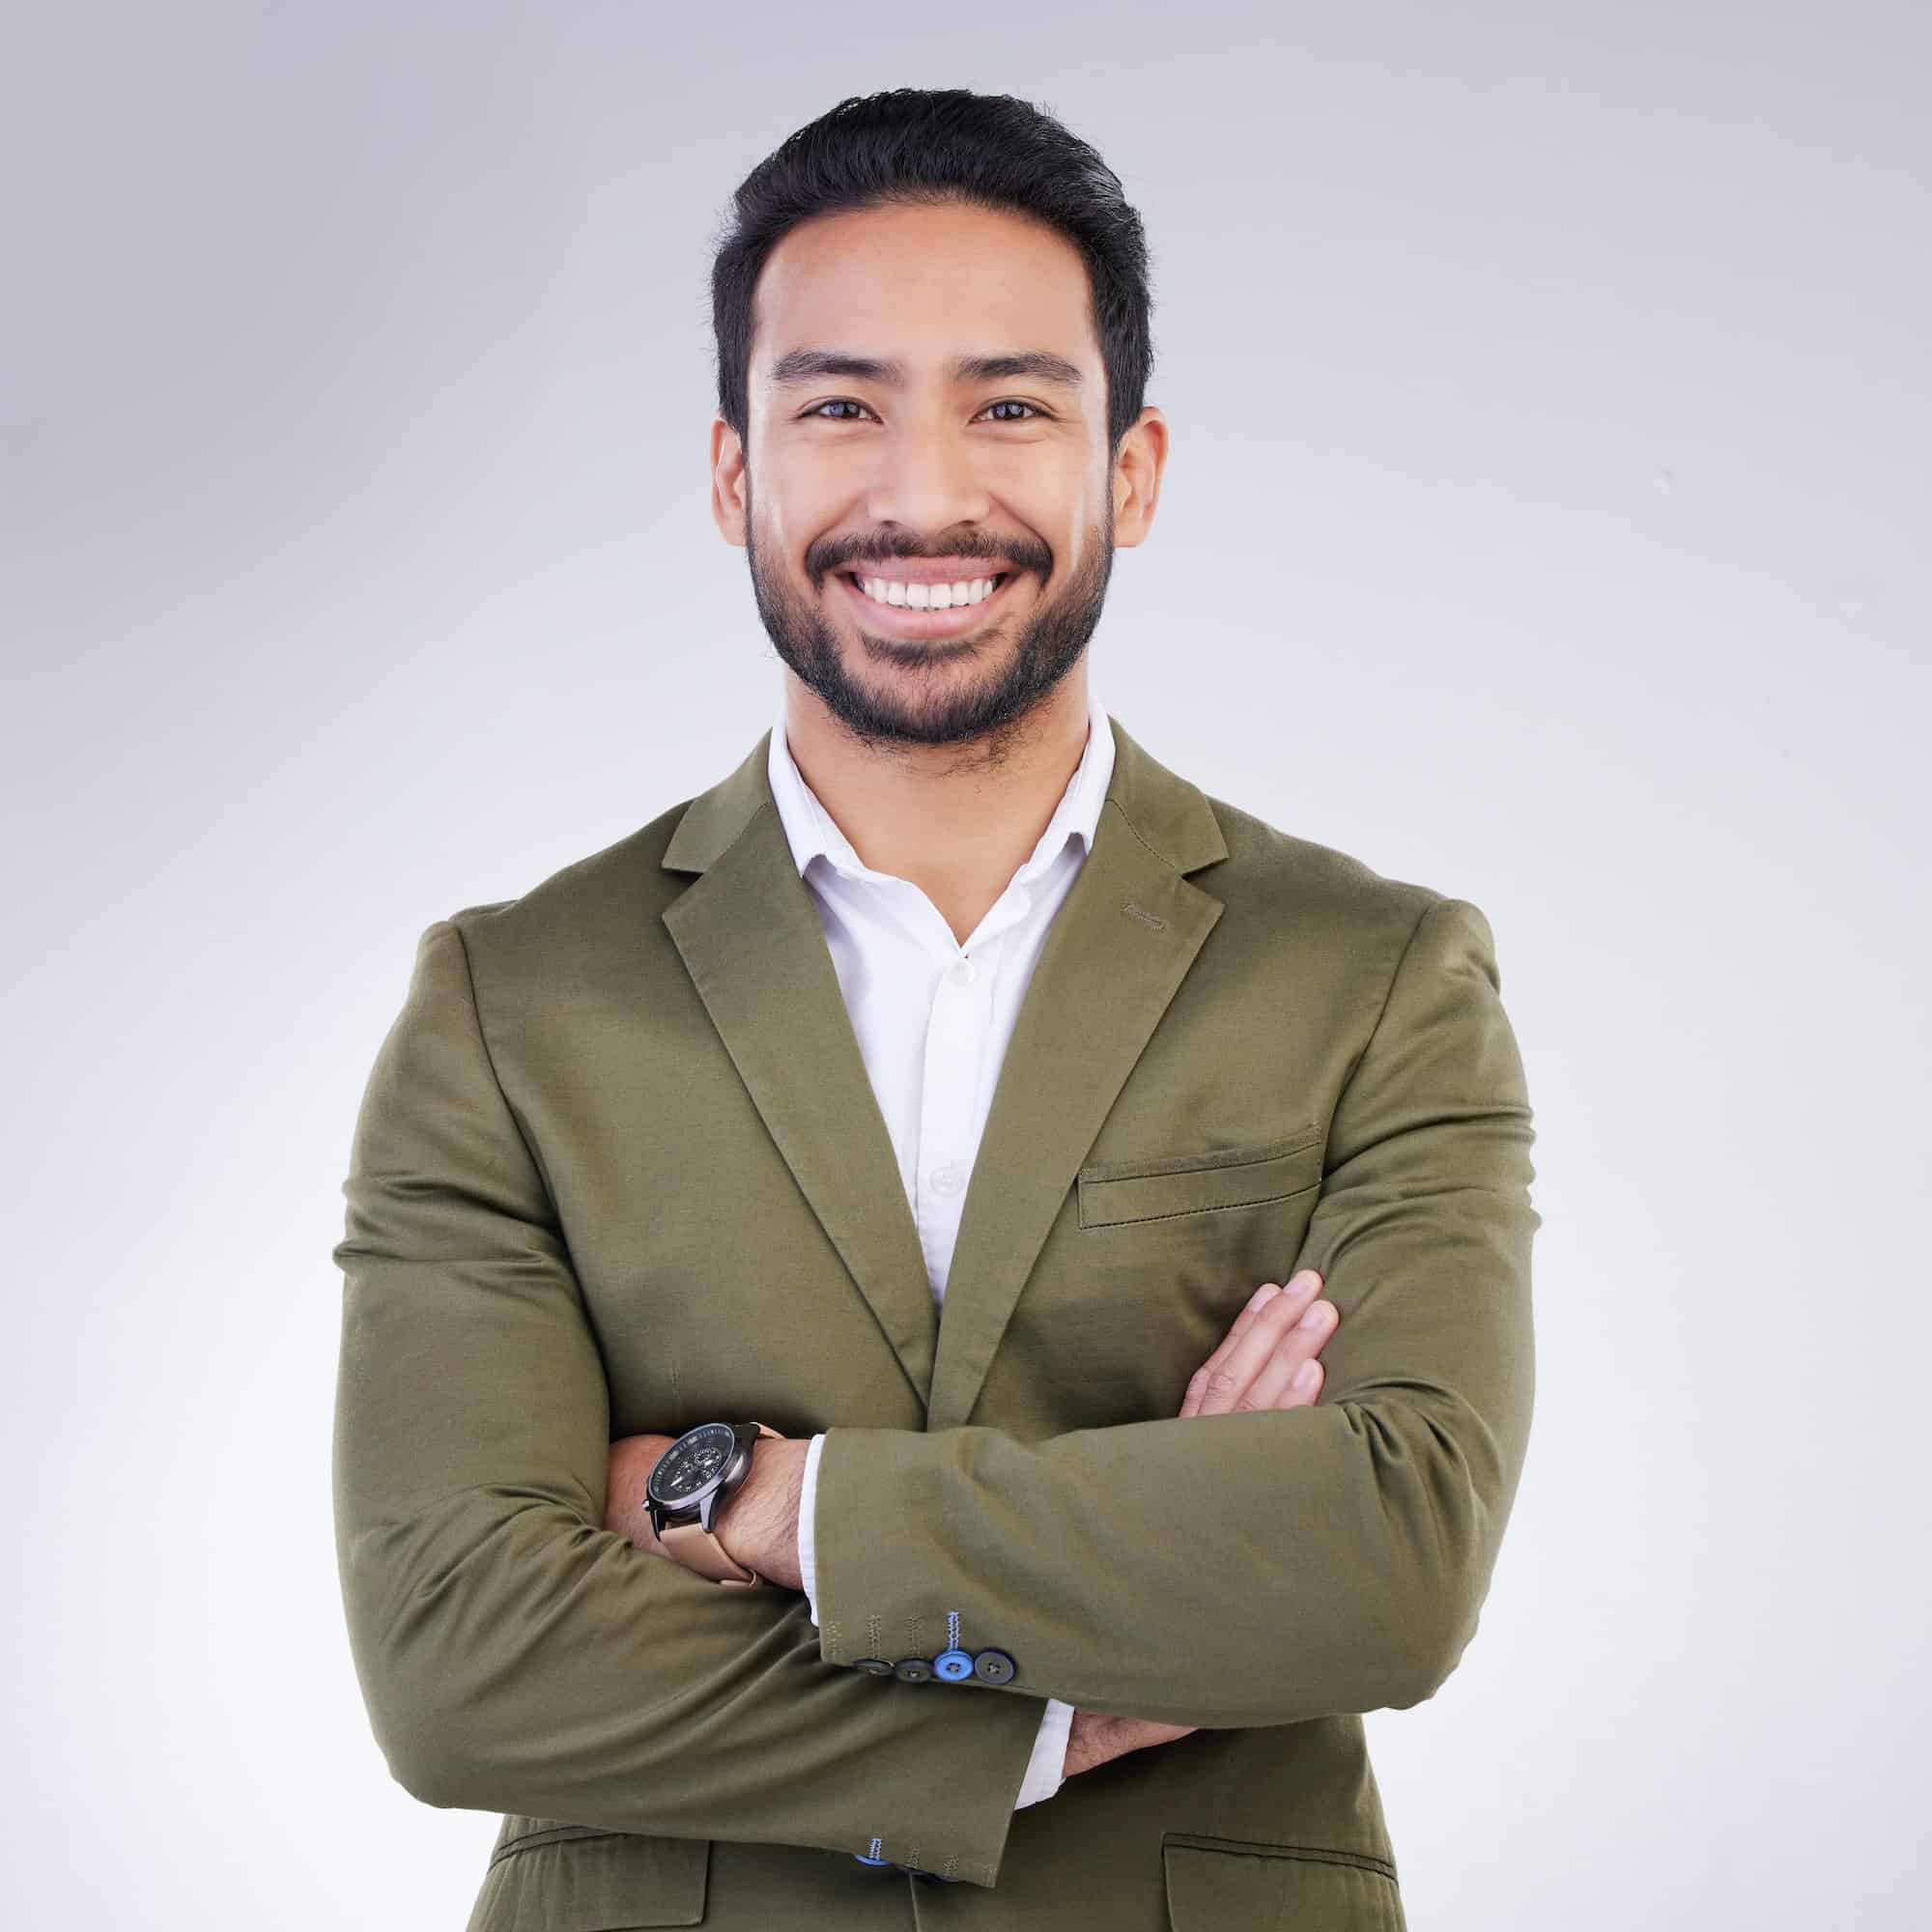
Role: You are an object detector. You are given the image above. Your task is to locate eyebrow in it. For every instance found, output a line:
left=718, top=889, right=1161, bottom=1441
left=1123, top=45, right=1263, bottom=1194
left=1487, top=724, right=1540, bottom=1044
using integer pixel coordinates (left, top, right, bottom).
left=766, top=348, right=1086, bottom=391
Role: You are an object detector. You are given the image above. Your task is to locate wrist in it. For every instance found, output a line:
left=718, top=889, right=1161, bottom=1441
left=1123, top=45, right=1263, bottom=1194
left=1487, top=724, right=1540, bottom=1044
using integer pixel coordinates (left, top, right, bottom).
left=1063, top=1710, right=1115, bottom=1779
left=714, top=1434, right=807, bottom=1591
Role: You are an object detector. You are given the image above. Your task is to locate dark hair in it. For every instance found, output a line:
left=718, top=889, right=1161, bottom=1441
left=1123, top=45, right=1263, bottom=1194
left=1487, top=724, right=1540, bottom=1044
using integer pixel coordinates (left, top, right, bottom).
left=709, top=90, right=1154, bottom=459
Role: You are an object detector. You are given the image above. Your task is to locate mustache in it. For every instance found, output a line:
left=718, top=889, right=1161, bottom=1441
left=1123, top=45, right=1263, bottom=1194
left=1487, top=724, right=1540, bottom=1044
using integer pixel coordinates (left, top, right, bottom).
left=816, top=546, right=1051, bottom=576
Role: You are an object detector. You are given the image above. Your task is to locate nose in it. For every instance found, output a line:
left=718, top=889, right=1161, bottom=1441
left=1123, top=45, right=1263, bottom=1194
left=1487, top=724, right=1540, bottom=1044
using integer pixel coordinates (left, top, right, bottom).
left=863, top=420, right=995, bottom=534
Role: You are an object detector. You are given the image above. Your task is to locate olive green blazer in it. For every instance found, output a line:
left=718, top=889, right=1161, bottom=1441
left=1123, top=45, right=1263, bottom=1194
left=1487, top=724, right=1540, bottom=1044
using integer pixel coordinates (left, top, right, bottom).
left=330, top=714, right=1539, bottom=1930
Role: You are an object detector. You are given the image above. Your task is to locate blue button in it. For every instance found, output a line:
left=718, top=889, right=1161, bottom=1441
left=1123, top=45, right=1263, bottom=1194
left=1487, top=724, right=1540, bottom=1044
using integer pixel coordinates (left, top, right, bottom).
left=852, top=1853, right=892, bottom=1864
left=972, top=1647, right=1016, bottom=1684
left=892, top=1656, right=934, bottom=1682
left=933, top=1647, right=975, bottom=1682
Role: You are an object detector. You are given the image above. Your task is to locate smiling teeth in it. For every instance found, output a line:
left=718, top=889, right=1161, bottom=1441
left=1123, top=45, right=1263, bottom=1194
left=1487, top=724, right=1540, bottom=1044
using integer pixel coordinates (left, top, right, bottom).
left=856, top=575, right=1002, bottom=611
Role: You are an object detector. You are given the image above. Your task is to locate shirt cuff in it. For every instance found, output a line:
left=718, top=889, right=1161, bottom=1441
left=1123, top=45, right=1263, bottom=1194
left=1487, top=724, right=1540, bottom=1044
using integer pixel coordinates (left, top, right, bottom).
left=797, top=1430, right=827, bottom=1627
left=1015, top=1698, right=1076, bottom=1807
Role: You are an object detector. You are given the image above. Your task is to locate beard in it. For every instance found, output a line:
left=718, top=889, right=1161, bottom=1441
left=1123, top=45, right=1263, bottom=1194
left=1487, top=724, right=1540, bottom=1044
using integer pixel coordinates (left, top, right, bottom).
left=743, top=472, right=1115, bottom=753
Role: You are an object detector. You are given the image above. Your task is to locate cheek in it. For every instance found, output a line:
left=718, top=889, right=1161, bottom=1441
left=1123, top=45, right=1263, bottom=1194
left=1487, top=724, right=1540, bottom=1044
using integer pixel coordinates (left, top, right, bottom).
left=753, top=443, right=844, bottom=544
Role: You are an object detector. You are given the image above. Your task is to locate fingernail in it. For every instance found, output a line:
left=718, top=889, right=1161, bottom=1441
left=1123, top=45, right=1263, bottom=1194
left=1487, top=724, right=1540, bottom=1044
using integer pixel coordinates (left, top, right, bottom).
left=1249, top=1284, right=1282, bottom=1310
left=1293, top=1361, right=1320, bottom=1390
left=1298, top=1301, right=1331, bottom=1329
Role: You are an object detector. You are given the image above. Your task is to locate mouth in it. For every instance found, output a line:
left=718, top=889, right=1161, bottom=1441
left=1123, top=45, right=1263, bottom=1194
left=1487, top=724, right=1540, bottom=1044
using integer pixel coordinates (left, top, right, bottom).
left=831, top=568, right=1021, bottom=640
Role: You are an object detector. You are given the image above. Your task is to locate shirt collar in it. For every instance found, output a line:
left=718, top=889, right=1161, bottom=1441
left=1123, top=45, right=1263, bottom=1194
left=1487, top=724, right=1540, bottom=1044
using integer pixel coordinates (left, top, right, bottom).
left=767, top=681, right=1117, bottom=887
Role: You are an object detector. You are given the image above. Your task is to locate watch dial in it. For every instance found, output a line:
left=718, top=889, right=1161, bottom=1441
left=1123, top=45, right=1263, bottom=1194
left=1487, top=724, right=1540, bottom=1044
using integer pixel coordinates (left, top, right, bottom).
left=648, top=1422, right=737, bottom=1504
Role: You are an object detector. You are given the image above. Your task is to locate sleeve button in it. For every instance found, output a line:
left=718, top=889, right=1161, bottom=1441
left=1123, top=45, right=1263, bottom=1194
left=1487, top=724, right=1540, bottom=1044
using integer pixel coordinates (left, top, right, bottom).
left=971, top=1647, right=1016, bottom=1684
left=853, top=1657, right=895, bottom=1675
left=892, top=1656, right=934, bottom=1682
left=933, top=1647, right=975, bottom=1681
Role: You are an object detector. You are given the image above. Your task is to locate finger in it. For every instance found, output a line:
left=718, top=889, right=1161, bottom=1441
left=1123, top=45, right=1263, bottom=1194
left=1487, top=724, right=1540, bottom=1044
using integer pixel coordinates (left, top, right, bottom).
left=1181, top=1282, right=1277, bottom=1416
left=1214, top=1270, right=1321, bottom=1359
left=1187, top=1276, right=1325, bottom=1417
left=1179, top=1272, right=1321, bottom=1417
left=1182, top=1267, right=1321, bottom=1422
left=1245, top=1352, right=1323, bottom=1412
left=1239, top=1305, right=1336, bottom=1412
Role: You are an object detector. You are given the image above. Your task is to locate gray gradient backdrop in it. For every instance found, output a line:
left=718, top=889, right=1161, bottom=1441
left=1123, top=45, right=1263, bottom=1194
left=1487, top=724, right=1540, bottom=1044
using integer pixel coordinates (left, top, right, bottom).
left=4, top=3, right=1925, bottom=1925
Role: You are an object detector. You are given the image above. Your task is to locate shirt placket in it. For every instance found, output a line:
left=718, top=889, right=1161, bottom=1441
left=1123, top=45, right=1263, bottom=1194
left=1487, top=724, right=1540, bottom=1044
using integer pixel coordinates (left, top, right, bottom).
left=913, top=874, right=1041, bottom=1294
left=915, top=940, right=988, bottom=1294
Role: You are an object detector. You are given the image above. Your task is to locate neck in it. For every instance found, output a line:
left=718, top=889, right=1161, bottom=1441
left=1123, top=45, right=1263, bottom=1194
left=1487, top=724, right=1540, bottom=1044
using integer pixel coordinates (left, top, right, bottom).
left=780, top=670, right=1096, bottom=947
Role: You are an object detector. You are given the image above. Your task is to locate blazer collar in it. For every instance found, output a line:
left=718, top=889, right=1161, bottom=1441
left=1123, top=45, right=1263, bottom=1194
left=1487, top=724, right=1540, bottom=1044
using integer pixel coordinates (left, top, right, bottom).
left=764, top=678, right=1118, bottom=884
left=663, top=706, right=1223, bottom=877
left=660, top=709, right=1229, bottom=1429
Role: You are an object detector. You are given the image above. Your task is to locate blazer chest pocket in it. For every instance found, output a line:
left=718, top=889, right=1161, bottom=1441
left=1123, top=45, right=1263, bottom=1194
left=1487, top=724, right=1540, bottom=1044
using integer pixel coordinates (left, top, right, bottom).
left=1077, top=1125, right=1323, bottom=1231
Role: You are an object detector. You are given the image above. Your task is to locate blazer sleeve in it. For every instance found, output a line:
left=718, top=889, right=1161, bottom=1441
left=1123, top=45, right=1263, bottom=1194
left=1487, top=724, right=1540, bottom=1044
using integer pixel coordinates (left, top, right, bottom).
left=330, top=918, right=1050, bottom=1889
left=796, top=1434, right=1075, bottom=1807
left=808, top=895, right=1541, bottom=1727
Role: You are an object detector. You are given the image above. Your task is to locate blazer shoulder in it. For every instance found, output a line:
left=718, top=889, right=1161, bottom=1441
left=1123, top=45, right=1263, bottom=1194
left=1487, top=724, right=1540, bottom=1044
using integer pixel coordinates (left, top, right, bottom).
left=432, top=795, right=698, bottom=990
left=1200, top=789, right=1451, bottom=945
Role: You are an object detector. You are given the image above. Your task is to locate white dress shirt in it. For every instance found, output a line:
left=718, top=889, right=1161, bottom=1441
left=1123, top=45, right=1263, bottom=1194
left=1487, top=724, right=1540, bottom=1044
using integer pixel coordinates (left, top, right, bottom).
left=767, top=681, right=1116, bottom=1811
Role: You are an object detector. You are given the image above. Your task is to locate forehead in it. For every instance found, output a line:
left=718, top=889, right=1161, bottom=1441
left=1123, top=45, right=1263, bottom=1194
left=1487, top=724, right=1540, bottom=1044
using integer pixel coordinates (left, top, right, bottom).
left=752, top=202, right=1097, bottom=383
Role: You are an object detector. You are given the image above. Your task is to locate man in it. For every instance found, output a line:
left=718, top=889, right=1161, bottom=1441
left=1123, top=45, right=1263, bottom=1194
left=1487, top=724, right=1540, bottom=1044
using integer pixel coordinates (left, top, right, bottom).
left=331, top=88, right=1539, bottom=1931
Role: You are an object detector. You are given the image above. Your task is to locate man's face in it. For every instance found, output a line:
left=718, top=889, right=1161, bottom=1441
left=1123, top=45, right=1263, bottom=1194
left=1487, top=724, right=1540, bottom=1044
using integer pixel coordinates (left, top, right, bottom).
left=712, top=200, right=1160, bottom=750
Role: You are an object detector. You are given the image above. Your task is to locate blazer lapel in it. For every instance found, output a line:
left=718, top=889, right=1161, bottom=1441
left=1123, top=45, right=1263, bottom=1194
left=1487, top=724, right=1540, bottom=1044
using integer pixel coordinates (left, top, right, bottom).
left=658, top=714, right=1230, bottom=1433
left=925, top=721, right=1229, bottom=1430
left=661, top=734, right=944, bottom=1410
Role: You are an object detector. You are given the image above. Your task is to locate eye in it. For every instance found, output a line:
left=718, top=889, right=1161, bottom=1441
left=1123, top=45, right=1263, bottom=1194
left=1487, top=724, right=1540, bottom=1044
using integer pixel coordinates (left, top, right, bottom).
left=800, top=398, right=1049, bottom=423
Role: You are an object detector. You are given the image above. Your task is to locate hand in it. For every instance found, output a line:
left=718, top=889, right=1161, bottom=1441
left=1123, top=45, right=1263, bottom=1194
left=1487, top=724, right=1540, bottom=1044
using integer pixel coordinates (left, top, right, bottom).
left=1179, top=1267, right=1335, bottom=1418
left=1063, top=1706, right=1199, bottom=1778
left=1065, top=1269, right=1338, bottom=1777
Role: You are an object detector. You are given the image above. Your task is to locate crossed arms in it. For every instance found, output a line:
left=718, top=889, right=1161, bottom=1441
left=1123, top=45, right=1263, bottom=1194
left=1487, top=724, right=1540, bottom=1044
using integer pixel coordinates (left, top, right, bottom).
left=597, top=1254, right=1345, bottom=1791
left=330, top=896, right=1538, bottom=1889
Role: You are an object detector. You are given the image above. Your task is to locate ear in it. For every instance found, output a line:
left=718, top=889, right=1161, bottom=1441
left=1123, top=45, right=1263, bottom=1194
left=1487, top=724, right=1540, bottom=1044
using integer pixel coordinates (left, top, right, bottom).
left=1111, top=405, right=1169, bottom=549
left=711, top=414, right=749, bottom=548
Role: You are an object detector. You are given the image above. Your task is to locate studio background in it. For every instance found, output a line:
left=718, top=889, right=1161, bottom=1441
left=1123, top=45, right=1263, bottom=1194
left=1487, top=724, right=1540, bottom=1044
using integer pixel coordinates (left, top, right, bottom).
left=4, top=3, right=1924, bottom=1925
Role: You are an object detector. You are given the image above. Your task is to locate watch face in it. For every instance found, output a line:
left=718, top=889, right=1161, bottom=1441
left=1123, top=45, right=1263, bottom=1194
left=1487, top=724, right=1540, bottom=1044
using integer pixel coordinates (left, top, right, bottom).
left=647, top=1422, right=738, bottom=1506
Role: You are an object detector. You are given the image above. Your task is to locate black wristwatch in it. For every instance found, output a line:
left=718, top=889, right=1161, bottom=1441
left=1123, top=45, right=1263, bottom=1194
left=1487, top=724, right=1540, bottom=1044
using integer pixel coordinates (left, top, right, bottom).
left=644, top=1420, right=785, bottom=1587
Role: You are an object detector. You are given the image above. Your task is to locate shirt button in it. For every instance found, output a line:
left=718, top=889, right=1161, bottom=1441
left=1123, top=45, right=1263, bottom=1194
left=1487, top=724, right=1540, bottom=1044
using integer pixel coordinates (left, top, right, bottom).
left=853, top=1658, right=895, bottom=1676
left=933, top=1648, right=975, bottom=1682
left=929, top=1161, right=967, bottom=1197
left=972, top=1647, right=1016, bottom=1684
left=893, top=1656, right=935, bottom=1682
left=950, top=956, right=977, bottom=985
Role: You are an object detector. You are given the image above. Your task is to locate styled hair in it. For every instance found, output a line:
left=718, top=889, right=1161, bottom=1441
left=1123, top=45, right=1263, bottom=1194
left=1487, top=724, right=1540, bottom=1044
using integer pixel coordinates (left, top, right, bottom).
left=709, top=89, right=1155, bottom=458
